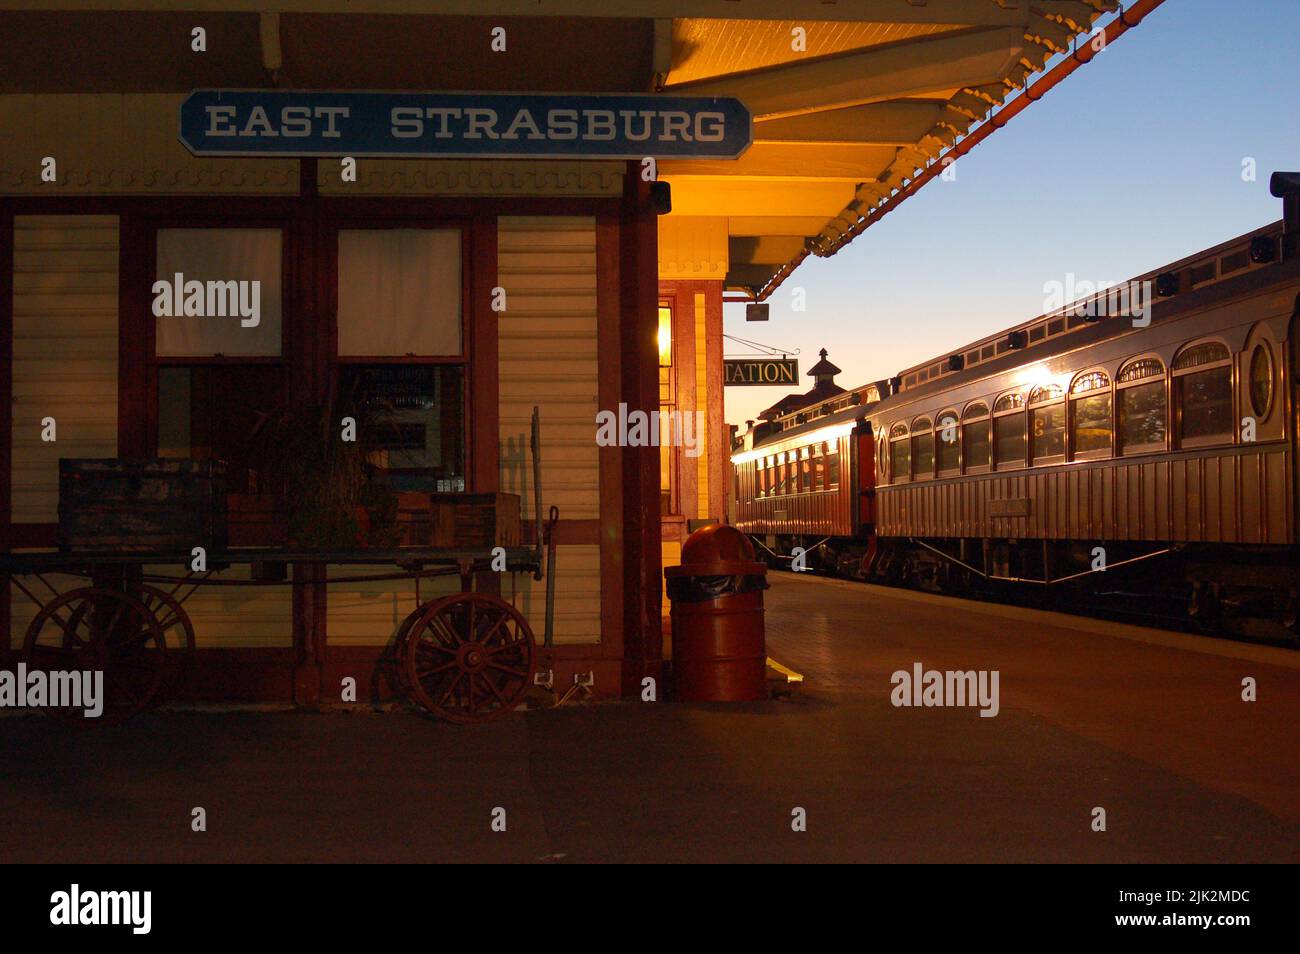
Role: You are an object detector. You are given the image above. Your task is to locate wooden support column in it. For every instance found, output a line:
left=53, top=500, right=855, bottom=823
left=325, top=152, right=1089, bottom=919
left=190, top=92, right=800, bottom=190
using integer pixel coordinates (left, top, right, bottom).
left=704, top=280, right=727, bottom=523
left=292, top=159, right=325, bottom=704
left=0, top=205, right=12, bottom=653
left=619, top=163, right=663, bottom=693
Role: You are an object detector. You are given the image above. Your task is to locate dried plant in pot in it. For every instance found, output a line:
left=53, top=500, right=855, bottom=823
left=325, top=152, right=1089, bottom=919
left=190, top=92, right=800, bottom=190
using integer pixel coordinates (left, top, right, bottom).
left=248, top=382, right=402, bottom=551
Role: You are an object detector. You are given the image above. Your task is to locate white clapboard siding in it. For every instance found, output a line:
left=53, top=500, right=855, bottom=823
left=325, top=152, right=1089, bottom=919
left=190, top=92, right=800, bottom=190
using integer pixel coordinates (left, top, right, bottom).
left=326, top=574, right=458, bottom=648
left=498, top=216, right=602, bottom=644
left=10, top=215, right=119, bottom=523
left=142, top=565, right=293, bottom=649
left=7, top=217, right=118, bottom=650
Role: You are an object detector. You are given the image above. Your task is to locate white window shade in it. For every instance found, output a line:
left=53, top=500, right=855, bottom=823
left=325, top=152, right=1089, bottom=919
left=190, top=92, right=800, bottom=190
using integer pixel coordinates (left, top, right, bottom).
left=337, top=229, right=462, bottom=357
left=155, top=229, right=283, bottom=357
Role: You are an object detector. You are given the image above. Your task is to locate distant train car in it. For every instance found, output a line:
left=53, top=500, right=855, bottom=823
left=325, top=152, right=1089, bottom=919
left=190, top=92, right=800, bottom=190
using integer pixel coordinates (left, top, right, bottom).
left=732, top=179, right=1300, bottom=637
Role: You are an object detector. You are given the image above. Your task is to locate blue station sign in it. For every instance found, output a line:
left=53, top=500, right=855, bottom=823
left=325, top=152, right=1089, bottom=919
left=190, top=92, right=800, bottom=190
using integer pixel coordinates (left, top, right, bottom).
left=179, top=90, right=752, bottom=160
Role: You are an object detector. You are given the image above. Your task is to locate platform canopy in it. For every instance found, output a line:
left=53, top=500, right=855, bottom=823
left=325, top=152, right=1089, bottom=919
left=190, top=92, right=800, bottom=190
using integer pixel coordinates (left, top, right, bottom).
left=1, top=0, right=1119, bottom=292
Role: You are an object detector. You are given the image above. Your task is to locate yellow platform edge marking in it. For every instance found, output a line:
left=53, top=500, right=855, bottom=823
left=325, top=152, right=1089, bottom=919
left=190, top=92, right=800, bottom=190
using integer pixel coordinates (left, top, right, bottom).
left=766, top=657, right=804, bottom=683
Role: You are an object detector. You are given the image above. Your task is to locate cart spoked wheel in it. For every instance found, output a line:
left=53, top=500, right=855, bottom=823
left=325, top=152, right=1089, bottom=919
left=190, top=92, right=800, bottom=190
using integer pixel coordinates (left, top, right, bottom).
left=136, top=584, right=197, bottom=695
left=22, top=587, right=167, bottom=725
left=402, top=592, right=536, bottom=723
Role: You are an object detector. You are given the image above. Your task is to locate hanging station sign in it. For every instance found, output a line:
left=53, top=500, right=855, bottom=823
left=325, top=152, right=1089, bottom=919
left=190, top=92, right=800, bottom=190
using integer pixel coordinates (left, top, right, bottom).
left=179, top=90, right=752, bottom=160
left=724, top=359, right=799, bottom=386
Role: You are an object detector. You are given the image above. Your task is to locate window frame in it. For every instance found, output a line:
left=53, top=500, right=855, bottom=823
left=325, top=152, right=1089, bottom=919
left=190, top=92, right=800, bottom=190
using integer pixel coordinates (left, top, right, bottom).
left=1248, top=341, right=1275, bottom=421
left=888, top=422, right=911, bottom=484
left=911, top=416, right=935, bottom=481
left=935, top=408, right=960, bottom=475
left=960, top=401, right=991, bottom=474
left=1115, top=355, right=1169, bottom=456
left=1028, top=383, right=1066, bottom=466
left=1068, top=369, right=1113, bottom=461
left=992, top=391, right=1027, bottom=471
left=1172, top=338, right=1235, bottom=450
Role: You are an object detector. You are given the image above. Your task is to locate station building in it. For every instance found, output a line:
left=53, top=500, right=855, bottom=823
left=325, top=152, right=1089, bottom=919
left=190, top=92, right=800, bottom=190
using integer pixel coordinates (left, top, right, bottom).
left=0, top=1, right=1118, bottom=700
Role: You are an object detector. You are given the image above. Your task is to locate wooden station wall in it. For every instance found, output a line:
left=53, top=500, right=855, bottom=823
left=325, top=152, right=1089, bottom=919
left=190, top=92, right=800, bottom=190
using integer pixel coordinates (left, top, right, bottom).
left=2, top=94, right=658, bottom=684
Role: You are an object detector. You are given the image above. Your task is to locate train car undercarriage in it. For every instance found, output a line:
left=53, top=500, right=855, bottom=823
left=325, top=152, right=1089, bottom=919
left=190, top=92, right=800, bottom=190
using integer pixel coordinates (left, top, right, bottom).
left=750, top=532, right=1300, bottom=646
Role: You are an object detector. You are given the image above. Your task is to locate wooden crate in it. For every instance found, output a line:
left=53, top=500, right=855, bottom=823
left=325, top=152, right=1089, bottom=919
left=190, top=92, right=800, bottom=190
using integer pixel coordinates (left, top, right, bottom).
left=396, top=493, right=522, bottom=548
left=58, top=459, right=228, bottom=552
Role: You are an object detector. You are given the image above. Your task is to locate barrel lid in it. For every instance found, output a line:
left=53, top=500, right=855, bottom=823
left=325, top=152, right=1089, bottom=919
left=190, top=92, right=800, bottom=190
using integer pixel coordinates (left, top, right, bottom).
left=664, top=560, right=766, bottom=578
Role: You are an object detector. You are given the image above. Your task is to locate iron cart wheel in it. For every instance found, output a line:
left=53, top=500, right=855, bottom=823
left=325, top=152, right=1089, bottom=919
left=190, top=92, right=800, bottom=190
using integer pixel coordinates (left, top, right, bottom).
left=401, top=592, right=536, bottom=723
left=22, top=587, right=167, bottom=724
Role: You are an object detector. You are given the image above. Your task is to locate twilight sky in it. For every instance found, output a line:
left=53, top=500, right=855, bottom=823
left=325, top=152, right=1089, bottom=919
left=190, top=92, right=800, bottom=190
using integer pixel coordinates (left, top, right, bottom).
left=722, top=0, right=1300, bottom=426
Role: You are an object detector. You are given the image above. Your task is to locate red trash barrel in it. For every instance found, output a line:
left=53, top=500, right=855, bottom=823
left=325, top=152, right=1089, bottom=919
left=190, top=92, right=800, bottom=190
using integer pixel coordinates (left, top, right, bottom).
left=664, top=524, right=768, bottom=702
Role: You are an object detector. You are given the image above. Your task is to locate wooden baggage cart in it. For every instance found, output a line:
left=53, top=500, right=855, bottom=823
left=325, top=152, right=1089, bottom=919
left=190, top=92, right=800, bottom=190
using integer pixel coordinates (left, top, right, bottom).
left=1, top=409, right=557, bottom=725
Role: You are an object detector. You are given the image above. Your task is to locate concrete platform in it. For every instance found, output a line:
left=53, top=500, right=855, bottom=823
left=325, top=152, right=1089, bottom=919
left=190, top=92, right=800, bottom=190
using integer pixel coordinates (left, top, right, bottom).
left=0, top=574, right=1296, bottom=863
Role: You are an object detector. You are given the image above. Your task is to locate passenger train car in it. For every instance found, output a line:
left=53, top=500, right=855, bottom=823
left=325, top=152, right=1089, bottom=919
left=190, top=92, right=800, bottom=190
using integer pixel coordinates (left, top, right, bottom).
left=732, top=177, right=1300, bottom=636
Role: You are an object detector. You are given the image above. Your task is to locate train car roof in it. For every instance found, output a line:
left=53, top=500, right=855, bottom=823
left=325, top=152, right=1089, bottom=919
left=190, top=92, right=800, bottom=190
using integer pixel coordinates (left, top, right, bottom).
left=869, top=219, right=1295, bottom=418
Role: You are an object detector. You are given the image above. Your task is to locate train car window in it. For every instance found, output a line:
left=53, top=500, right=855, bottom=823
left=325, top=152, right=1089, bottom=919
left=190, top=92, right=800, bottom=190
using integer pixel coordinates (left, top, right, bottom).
left=993, top=392, right=1024, bottom=413
left=963, top=419, right=991, bottom=469
left=812, top=445, right=825, bottom=491
left=1031, top=403, right=1066, bottom=462
left=994, top=416, right=1026, bottom=468
left=827, top=443, right=840, bottom=489
left=992, top=393, right=1026, bottom=468
left=890, top=430, right=910, bottom=484
left=1117, top=358, right=1164, bottom=383
left=1173, top=341, right=1230, bottom=370
left=936, top=411, right=960, bottom=472
left=1173, top=341, right=1233, bottom=446
left=800, top=446, right=813, bottom=492
left=1249, top=344, right=1274, bottom=418
left=1070, top=371, right=1112, bottom=457
left=912, top=420, right=935, bottom=480
left=1028, top=385, right=1065, bottom=463
left=1118, top=381, right=1167, bottom=454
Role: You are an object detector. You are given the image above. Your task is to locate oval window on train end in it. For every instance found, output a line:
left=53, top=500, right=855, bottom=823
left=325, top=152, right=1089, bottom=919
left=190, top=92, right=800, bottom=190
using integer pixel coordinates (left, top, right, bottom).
left=1250, top=343, right=1274, bottom=418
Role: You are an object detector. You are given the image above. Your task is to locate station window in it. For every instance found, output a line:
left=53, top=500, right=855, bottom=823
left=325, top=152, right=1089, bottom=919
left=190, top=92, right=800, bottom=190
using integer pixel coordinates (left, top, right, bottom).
left=1173, top=341, right=1233, bottom=446
left=154, top=228, right=285, bottom=493
left=1117, top=357, right=1167, bottom=454
left=889, top=424, right=910, bottom=483
left=961, top=403, right=990, bottom=470
left=339, top=365, right=466, bottom=492
left=936, top=411, right=960, bottom=473
left=911, top=417, right=935, bottom=479
left=1029, top=384, right=1065, bottom=463
left=993, top=392, right=1026, bottom=468
left=336, top=228, right=466, bottom=492
left=1070, top=371, right=1112, bottom=458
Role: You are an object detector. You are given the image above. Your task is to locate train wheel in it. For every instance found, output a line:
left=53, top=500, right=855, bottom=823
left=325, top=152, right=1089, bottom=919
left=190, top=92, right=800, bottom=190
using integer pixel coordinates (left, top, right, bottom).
left=402, top=593, right=535, bottom=724
left=22, top=587, right=167, bottom=724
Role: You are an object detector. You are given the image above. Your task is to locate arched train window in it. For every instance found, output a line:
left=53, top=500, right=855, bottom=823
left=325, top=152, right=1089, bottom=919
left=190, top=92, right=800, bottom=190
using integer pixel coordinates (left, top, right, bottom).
left=1173, top=340, right=1232, bottom=446
left=911, top=417, right=934, bottom=479
left=936, top=409, right=960, bottom=472
left=961, top=402, right=990, bottom=470
left=1070, top=370, right=1112, bottom=457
